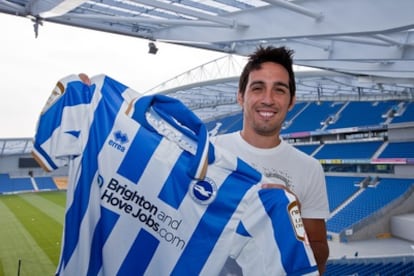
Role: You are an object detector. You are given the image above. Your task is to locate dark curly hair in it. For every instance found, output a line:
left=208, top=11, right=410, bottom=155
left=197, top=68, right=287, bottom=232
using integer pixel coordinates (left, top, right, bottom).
left=239, top=46, right=296, bottom=102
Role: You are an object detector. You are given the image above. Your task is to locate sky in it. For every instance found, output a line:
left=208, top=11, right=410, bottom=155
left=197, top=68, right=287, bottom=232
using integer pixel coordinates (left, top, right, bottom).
left=0, top=13, right=226, bottom=138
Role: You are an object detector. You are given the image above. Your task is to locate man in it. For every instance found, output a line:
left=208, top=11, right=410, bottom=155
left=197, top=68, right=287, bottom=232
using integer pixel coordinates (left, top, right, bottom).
left=76, top=45, right=329, bottom=274
left=213, top=46, right=329, bottom=274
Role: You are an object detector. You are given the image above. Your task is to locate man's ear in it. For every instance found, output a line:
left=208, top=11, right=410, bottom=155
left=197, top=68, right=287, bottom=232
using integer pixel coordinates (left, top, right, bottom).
left=288, top=95, right=296, bottom=111
left=237, top=91, right=244, bottom=107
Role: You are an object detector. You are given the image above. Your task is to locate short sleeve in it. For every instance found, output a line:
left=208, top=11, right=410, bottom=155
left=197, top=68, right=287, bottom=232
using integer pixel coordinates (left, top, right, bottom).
left=32, top=75, right=93, bottom=171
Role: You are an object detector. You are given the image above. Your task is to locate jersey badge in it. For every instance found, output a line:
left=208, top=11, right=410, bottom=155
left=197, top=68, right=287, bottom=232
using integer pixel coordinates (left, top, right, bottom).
left=287, top=201, right=306, bottom=241
left=189, top=177, right=217, bottom=205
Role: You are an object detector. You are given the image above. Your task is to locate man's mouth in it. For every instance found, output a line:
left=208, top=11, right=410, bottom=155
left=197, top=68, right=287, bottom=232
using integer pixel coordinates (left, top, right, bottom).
left=258, top=111, right=275, bottom=118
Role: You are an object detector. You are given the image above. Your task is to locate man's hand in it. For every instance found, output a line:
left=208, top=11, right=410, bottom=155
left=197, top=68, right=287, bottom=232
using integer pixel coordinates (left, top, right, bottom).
left=78, top=73, right=91, bottom=85
left=303, top=218, right=329, bottom=275
left=262, top=183, right=328, bottom=274
left=261, top=183, right=301, bottom=210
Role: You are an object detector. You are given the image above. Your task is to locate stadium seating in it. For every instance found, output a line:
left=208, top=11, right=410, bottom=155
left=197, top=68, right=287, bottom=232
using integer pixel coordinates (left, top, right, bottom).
left=325, top=176, right=362, bottom=212
left=207, top=100, right=408, bottom=135
left=325, top=256, right=414, bottom=276
left=294, top=144, right=320, bottom=155
left=283, top=101, right=344, bottom=133
left=379, top=141, right=414, bottom=158
left=0, top=174, right=58, bottom=194
left=34, top=176, right=59, bottom=190
left=0, top=174, right=33, bottom=194
left=326, top=178, right=414, bottom=234
left=324, top=101, right=397, bottom=130
left=390, top=101, right=414, bottom=124
left=315, top=141, right=383, bottom=159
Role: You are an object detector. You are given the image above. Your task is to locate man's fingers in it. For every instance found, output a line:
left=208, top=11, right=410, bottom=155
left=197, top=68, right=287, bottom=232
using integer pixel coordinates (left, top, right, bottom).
left=78, top=73, right=91, bottom=85
left=261, top=183, right=301, bottom=210
left=261, top=183, right=286, bottom=190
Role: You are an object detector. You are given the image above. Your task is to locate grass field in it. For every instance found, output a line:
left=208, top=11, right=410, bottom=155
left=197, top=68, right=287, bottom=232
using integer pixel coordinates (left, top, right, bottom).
left=0, top=191, right=66, bottom=276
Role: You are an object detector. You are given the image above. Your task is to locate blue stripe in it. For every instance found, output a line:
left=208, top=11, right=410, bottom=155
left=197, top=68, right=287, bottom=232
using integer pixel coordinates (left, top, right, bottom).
left=62, top=77, right=126, bottom=269
left=259, top=189, right=315, bottom=275
left=235, top=222, right=251, bottom=237
left=236, top=158, right=262, bottom=183
left=117, top=126, right=161, bottom=184
left=87, top=207, right=120, bottom=276
left=33, top=143, right=58, bottom=171
left=158, top=151, right=192, bottom=209
left=35, top=81, right=94, bottom=146
left=152, top=100, right=208, bottom=179
left=172, top=158, right=259, bottom=274
left=101, top=75, right=128, bottom=96
left=152, top=99, right=200, bottom=142
left=132, top=95, right=208, bottom=179
left=117, top=229, right=159, bottom=275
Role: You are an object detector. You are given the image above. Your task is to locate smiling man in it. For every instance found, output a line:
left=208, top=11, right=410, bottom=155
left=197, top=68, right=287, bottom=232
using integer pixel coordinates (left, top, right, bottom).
left=213, top=46, right=330, bottom=275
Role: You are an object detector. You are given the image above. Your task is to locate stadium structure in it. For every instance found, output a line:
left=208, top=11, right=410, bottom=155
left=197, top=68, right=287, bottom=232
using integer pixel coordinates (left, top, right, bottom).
left=1, top=0, right=414, bottom=275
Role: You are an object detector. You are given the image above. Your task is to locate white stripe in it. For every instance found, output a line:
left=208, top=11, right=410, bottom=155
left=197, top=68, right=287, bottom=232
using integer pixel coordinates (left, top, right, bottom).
left=63, top=173, right=101, bottom=275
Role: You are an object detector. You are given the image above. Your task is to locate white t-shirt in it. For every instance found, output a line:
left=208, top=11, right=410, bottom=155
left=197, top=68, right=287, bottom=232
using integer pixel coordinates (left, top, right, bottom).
left=212, top=132, right=329, bottom=220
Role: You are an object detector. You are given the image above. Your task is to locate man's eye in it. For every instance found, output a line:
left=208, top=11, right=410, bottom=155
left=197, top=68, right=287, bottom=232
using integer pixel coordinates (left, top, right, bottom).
left=274, top=88, right=287, bottom=94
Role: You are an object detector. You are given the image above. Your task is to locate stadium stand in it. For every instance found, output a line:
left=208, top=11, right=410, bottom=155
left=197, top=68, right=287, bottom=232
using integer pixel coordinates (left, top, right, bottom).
left=315, top=140, right=383, bottom=159
left=390, top=101, right=414, bottom=124
left=379, top=141, right=414, bottom=159
left=34, top=176, right=59, bottom=190
left=325, top=176, right=363, bottom=212
left=325, top=256, right=414, bottom=276
left=0, top=173, right=59, bottom=194
left=324, top=101, right=398, bottom=130
left=326, top=178, right=414, bottom=235
left=294, top=143, right=320, bottom=156
left=0, top=173, right=33, bottom=194
left=207, top=100, right=412, bottom=139
left=283, top=101, right=344, bottom=133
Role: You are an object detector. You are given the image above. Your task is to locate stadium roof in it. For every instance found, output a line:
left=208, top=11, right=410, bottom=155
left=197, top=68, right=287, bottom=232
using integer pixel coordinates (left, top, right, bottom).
left=0, top=138, right=33, bottom=157
left=144, top=55, right=414, bottom=122
left=1, top=0, right=414, bottom=156
left=1, top=0, right=413, bottom=79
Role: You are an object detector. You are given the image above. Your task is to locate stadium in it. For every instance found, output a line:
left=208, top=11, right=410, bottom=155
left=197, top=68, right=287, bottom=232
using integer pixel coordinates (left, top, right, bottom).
left=1, top=0, right=414, bottom=275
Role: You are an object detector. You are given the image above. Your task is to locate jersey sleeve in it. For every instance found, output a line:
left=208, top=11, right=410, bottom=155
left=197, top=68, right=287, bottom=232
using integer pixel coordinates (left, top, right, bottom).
left=238, top=187, right=319, bottom=275
left=32, top=74, right=93, bottom=171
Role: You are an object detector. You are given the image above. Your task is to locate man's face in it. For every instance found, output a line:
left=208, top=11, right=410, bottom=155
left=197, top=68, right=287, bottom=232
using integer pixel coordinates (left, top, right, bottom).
left=238, top=62, right=295, bottom=138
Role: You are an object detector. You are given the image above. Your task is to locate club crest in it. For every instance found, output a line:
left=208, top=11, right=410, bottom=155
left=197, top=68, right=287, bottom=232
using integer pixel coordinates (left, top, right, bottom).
left=189, top=177, right=217, bottom=205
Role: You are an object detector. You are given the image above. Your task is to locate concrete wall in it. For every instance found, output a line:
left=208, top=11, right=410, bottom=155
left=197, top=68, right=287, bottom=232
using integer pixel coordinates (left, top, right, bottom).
left=391, top=213, right=414, bottom=242
left=387, top=123, right=414, bottom=141
left=0, top=155, right=67, bottom=177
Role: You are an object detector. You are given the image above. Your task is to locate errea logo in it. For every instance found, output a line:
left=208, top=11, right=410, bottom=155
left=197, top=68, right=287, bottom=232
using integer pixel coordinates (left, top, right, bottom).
left=108, top=130, right=128, bottom=152
left=189, top=177, right=217, bottom=205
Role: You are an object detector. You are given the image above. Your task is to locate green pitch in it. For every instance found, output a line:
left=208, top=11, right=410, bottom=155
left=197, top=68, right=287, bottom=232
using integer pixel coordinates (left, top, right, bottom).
left=0, top=191, right=66, bottom=276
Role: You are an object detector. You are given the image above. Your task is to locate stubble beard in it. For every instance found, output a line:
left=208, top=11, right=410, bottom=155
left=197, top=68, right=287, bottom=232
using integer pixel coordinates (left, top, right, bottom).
left=252, top=120, right=280, bottom=137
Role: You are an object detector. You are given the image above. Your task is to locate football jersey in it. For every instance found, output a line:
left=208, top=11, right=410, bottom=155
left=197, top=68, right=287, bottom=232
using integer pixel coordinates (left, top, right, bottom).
left=32, top=75, right=318, bottom=275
